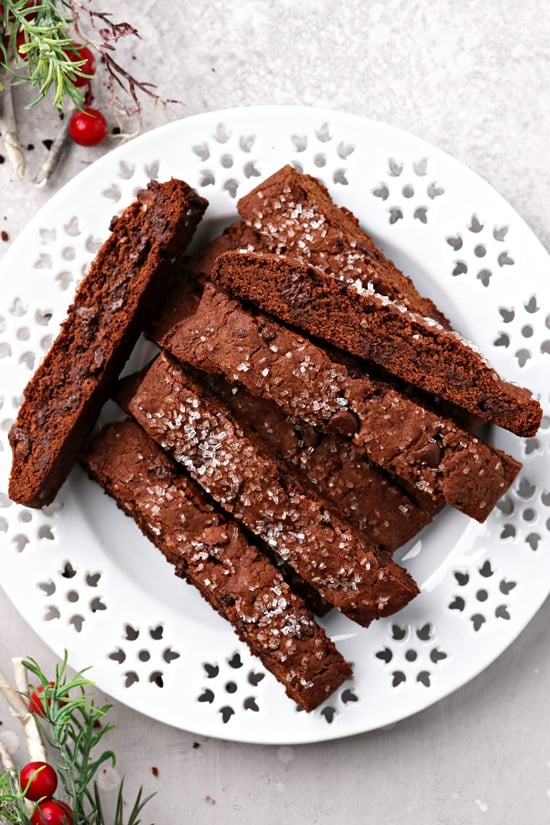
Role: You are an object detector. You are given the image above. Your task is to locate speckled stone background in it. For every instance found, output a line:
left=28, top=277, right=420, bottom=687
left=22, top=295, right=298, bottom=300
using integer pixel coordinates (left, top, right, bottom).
left=1, top=2, right=549, bottom=823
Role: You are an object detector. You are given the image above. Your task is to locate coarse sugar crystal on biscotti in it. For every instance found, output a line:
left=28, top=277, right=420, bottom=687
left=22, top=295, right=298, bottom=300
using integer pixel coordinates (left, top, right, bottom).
left=115, top=369, right=334, bottom=619
left=124, top=352, right=420, bottom=628
left=237, top=164, right=451, bottom=327
left=179, top=366, right=433, bottom=553
left=81, top=417, right=352, bottom=712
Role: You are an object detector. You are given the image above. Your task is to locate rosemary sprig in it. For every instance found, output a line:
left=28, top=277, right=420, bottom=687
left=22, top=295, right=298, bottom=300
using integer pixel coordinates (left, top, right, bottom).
left=1, top=1, right=89, bottom=110
left=0, top=1, right=179, bottom=182
left=0, top=653, right=155, bottom=825
left=91, top=781, right=154, bottom=825
left=0, top=0, right=178, bottom=117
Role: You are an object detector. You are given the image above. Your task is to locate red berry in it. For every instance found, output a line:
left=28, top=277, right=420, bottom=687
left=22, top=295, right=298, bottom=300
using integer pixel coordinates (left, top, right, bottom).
left=31, top=800, right=73, bottom=825
left=20, top=762, right=58, bottom=802
left=69, top=108, right=108, bottom=147
left=67, top=43, right=96, bottom=87
left=28, top=682, right=55, bottom=715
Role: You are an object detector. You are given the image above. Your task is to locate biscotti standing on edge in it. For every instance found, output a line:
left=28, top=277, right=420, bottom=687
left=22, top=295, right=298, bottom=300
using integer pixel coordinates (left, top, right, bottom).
left=237, top=164, right=451, bottom=327
left=8, top=179, right=208, bottom=508
left=211, top=250, right=542, bottom=438
left=124, top=352, right=420, bottom=627
left=154, top=279, right=521, bottom=522
left=81, top=419, right=352, bottom=712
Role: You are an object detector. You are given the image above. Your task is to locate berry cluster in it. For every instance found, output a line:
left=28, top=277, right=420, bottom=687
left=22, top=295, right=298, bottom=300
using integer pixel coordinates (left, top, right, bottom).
left=20, top=685, right=73, bottom=825
left=20, top=763, right=72, bottom=825
left=0, top=658, right=152, bottom=825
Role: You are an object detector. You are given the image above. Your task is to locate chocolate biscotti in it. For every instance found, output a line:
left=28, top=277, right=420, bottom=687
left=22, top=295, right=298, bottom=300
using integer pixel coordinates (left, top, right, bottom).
left=197, top=369, right=432, bottom=552
left=211, top=251, right=542, bottom=437
left=81, top=419, right=351, bottom=711
left=154, top=279, right=521, bottom=521
left=237, top=164, right=451, bottom=327
left=9, top=179, right=207, bottom=508
left=115, top=370, right=333, bottom=618
left=125, top=353, right=420, bottom=627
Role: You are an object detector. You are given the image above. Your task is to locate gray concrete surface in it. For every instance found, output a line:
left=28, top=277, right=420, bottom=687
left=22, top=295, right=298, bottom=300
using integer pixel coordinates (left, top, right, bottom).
left=1, top=2, right=550, bottom=822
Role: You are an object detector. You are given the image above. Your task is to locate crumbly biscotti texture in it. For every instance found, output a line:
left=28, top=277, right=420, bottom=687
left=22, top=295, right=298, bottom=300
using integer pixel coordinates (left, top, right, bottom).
left=81, top=418, right=351, bottom=712
left=237, top=164, right=451, bottom=327
left=126, top=353, right=420, bottom=627
left=184, top=368, right=432, bottom=552
left=211, top=251, right=542, bottom=438
left=155, top=280, right=521, bottom=522
left=8, top=179, right=208, bottom=508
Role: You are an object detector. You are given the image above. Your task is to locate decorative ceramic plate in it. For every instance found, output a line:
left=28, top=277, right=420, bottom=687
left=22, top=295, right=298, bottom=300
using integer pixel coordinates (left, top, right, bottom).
left=0, top=107, right=549, bottom=745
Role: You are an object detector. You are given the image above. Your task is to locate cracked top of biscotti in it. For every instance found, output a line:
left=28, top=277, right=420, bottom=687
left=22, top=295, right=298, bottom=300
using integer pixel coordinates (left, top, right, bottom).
left=8, top=178, right=207, bottom=508
left=196, top=369, right=433, bottom=552
left=155, top=278, right=521, bottom=522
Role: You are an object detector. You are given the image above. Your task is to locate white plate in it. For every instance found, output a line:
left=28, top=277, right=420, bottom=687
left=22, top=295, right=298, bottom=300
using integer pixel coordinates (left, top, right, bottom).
left=0, top=106, right=549, bottom=745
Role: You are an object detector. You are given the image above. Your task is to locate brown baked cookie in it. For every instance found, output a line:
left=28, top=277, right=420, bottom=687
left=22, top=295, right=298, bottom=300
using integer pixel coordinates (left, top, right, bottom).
left=211, top=250, right=542, bottom=438
left=125, top=353, right=420, bottom=628
left=9, top=179, right=207, bottom=507
left=82, top=418, right=351, bottom=712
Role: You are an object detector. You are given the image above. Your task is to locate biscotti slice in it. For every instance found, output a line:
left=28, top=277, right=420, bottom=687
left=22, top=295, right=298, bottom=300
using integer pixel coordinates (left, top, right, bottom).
left=116, top=371, right=333, bottom=618
left=160, top=219, right=482, bottom=433
left=183, top=368, right=432, bottom=552
left=81, top=419, right=351, bottom=711
left=212, top=251, right=542, bottom=437
left=155, top=280, right=521, bottom=521
left=237, top=164, right=450, bottom=327
left=125, top=353, right=420, bottom=627
left=8, top=179, right=207, bottom=508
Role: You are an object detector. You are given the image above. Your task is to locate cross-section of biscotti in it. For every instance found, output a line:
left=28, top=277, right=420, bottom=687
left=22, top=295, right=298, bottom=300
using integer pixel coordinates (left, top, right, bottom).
left=9, top=179, right=208, bottom=508
left=237, top=164, right=451, bottom=327
left=154, top=280, right=521, bottom=522
left=179, top=368, right=432, bottom=552
left=125, top=353, right=420, bottom=627
left=211, top=251, right=542, bottom=438
left=81, top=418, right=352, bottom=712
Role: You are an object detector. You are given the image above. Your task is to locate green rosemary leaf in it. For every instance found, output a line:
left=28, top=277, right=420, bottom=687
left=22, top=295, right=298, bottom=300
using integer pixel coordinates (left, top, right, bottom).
left=18, top=655, right=129, bottom=823
left=111, top=779, right=156, bottom=825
